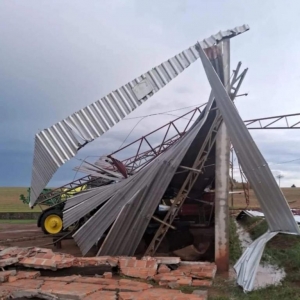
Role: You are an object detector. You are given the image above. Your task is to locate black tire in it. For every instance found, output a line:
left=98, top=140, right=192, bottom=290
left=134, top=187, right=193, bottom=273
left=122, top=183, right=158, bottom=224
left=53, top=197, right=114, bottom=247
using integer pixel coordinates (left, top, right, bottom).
left=40, top=209, right=63, bottom=235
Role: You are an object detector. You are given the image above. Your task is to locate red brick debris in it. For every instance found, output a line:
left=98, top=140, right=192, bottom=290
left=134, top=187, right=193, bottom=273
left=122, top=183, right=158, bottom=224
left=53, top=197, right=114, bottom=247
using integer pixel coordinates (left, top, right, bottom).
left=0, top=273, right=208, bottom=300
left=0, top=246, right=216, bottom=299
left=0, top=246, right=118, bottom=270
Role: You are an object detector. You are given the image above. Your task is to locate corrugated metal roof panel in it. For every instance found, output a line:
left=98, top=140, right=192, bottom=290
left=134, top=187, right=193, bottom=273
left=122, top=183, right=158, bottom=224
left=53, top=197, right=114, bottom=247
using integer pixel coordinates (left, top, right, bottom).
left=63, top=187, right=106, bottom=210
left=114, top=114, right=222, bottom=256
left=97, top=188, right=147, bottom=256
left=116, top=45, right=229, bottom=257
left=198, top=43, right=300, bottom=292
left=72, top=98, right=216, bottom=256
left=63, top=179, right=132, bottom=228
left=197, top=43, right=300, bottom=234
left=30, top=25, right=249, bottom=207
left=65, top=35, right=243, bottom=256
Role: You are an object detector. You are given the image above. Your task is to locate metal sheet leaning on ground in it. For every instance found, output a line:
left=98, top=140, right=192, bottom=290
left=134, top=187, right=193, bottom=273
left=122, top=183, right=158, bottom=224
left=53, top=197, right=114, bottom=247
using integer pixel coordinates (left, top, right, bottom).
left=196, top=42, right=300, bottom=292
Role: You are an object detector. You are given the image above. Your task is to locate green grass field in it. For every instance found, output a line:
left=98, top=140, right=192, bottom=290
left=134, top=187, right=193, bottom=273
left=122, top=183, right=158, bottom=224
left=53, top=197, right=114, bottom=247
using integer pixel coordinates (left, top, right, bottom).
left=1, top=186, right=300, bottom=213
left=0, top=219, right=37, bottom=224
left=0, top=187, right=42, bottom=212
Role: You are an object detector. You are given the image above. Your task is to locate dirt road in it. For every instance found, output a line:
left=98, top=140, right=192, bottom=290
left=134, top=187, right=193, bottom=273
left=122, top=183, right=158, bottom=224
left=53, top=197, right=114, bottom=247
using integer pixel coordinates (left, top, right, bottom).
left=0, top=223, right=97, bottom=257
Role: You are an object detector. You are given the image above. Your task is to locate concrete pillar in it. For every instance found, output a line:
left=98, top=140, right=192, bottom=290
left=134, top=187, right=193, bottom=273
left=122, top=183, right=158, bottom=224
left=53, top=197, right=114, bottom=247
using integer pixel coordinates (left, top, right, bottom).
left=215, top=40, right=230, bottom=273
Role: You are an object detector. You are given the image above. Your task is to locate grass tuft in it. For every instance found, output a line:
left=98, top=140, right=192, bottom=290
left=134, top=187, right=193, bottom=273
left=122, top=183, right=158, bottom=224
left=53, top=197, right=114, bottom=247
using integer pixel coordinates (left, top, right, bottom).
left=229, top=218, right=242, bottom=264
left=209, top=217, right=300, bottom=299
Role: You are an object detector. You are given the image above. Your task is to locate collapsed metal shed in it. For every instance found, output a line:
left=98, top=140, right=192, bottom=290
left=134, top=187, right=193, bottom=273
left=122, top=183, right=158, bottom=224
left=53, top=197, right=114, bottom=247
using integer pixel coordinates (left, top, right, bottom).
left=29, top=25, right=249, bottom=207
left=29, top=23, right=300, bottom=292
left=66, top=97, right=217, bottom=255
left=63, top=31, right=251, bottom=260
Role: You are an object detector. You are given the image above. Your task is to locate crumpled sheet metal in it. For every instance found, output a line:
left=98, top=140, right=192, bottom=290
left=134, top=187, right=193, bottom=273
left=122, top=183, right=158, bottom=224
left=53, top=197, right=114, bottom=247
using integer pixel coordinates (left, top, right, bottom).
left=234, top=231, right=278, bottom=292
left=63, top=178, right=132, bottom=228
left=29, top=25, right=249, bottom=208
left=71, top=98, right=216, bottom=256
left=197, top=43, right=300, bottom=235
left=197, top=43, right=300, bottom=292
left=97, top=187, right=147, bottom=256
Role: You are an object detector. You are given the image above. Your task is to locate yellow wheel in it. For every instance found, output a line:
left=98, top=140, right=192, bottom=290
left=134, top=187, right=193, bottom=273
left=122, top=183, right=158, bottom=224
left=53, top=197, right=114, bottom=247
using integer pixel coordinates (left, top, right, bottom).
left=41, top=210, right=63, bottom=234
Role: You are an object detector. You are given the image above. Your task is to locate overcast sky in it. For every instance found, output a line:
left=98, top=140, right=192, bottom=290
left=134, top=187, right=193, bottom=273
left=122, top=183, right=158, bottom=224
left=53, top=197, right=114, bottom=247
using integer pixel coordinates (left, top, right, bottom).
left=1, top=0, right=300, bottom=188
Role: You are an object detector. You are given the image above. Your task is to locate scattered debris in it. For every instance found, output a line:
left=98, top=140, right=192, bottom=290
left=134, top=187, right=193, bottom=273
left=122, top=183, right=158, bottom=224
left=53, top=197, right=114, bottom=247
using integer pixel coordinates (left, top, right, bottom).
left=0, top=270, right=16, bottom=283
left=173, top=245, right=204, bottom=261
left=0, top=246, right=215, bottom=299
left=7, top=20, right=299, bottom=294
left=237, top=210, right=300, bottom=224
left=119, top=257, right=158, bottom=279
left=158, top=264, right=171, bottom=274
left=234, top=221, right=286, bottom=290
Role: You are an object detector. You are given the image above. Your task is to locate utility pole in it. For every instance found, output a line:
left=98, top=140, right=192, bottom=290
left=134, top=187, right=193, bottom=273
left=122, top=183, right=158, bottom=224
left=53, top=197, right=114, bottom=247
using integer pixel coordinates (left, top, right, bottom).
left=276, top=174, right=284, bottom=187
left=214, top=39, right=230, bottom=273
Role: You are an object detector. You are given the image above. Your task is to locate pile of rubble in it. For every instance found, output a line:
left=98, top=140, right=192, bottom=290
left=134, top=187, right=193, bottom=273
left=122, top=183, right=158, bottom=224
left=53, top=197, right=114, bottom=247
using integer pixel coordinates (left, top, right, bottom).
left=0, top=246, right=216, bottom=299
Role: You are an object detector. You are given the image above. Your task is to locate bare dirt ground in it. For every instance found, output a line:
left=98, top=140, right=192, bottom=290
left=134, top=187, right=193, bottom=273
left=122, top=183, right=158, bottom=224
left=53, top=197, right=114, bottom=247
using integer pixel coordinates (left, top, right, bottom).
left=0, top=223, right=98, bottom=257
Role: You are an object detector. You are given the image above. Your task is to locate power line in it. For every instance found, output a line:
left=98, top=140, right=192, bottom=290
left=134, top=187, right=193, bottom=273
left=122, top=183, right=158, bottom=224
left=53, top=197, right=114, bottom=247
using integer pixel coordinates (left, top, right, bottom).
left=118, top=117, right=146, bottom=150
left=273, top=158, right=300, bottom=165
left=124, top=104, right=202, bottom=120
left=117, top=104, right=205, bottom=148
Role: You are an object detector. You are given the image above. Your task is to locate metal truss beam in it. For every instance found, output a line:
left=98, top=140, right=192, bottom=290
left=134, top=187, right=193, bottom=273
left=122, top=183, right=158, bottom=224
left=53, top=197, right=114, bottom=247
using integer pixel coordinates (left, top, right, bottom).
left=106, top=64, right=248, bottom=175
left=245, top=113, right=300, bottom=129
left=108, top=105, right=205, bottom=174
left=116, top=111, right=300, bottom=174
left=145, top=113, right=223, bottom=256
left=144, top=60, right=248, bottom=256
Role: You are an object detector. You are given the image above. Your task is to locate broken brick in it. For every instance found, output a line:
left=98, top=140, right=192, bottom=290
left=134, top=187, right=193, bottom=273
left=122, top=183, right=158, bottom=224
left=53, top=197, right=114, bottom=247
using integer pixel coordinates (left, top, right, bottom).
left=106, top=257, right=119, bottom=267
left=50, top=282, right=101, bottom=299
left=73, top=256, right=114, bottom=267
left=154, top=273, right=186, bottom=282
left=158, top=280, right=169, bottom=287
left=119, top=288, right=184, bottom=300
left=119, top=279, right=152, bottom=292
left=119, top=257, right=136, bottom=268
left=103, top=272, right=113, bottom=279
left=55, top=257, right=75, bottom=269
left=10, top=289, right=56, bottom=300
left=178, top=262, right=217, bottom=279
left=0, top=257, right=18, bottom=267
left=176, top=277, right=192, bottom=286
left=40, top=280, right=69, bottom=291
left=41, top=275, right=79, bottom=283
left=74, top=276, right=116, bottom=285
left=0, top=270, right=17, bottom=283
left=0, top=246, right=31, bottom=259
left=5, top=279, right=44, bottom=289
left=120, top=257, right=157, bottom=280
left=0, top=285, right=18, bottom=300
left=20, top=257, right=57, bottom=270
left=154, top=257, right=181, bottom=264
left=83, top=290, right=117, bottom=300
left=8, top=270, right=40, bottom=283
left=158, top=264, right=171, bottom=274
left=192, top=279, right=212, bottom=287
left=35, top=252, right=55, bottom=260
left=142, top=256, right=157, bottom=268
left=0, top=245, right=7, bottom=251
